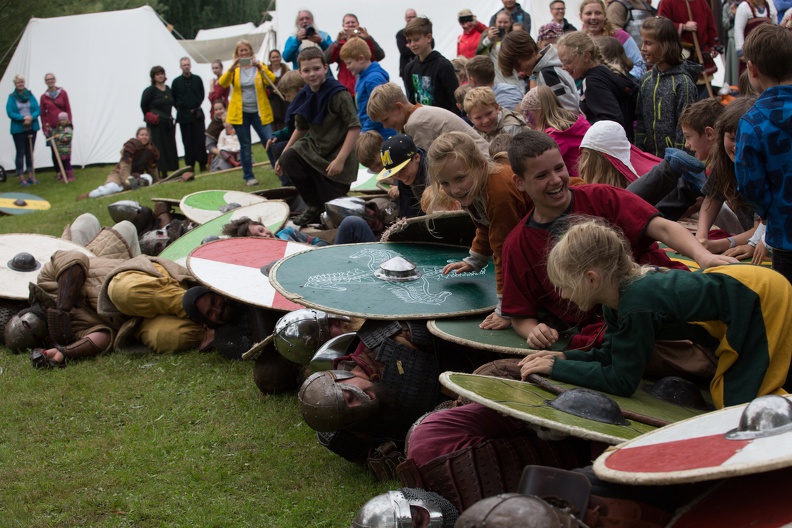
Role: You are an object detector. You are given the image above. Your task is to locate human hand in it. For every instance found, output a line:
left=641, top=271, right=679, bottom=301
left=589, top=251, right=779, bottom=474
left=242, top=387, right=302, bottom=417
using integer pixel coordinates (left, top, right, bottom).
left=488, top=27, right=499, bottom=39
left=752, top=240, right=768, bottom=265
left=357, top=27, right=370, bottom=40
left=326, top=157, right=344, bottom=177
left=709, top=49, right=719, bottom=59
left=338, top=30, right=348, bottom=41
left=265, top=138, right=276, bottom=150
left=274, top=160, right=282, bottom=176
left=518, top=351, right=565, bottom=380
left=480, top=311, right=512, bottom=330
left=253, top=59, right=263, bottom=71
left=298, top=28, right=307, bottom=40
left=387, top=186, right=399, bottom=199
left=442, top=261, right=474, bottom=275
left=310, top=34, right=323, bottom=44
left=724, top=244, right=754, bottom=260
left=525, top=323, right=559, bottom=349
left=23, top=116, right=32, bottom=125
left=231, top=58, right=240, bottom=70
left=684, top=21, right=698, bottom=31
left=697, top=253, right=739, bottom=268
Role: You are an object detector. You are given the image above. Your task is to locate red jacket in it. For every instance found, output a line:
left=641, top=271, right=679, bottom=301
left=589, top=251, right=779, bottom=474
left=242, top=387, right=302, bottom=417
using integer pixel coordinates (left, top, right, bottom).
left=658, top=0, right=719, bottom=52
left=457, top=22, right=489, bottom=58
left=39, top=89, right=72, bottom=135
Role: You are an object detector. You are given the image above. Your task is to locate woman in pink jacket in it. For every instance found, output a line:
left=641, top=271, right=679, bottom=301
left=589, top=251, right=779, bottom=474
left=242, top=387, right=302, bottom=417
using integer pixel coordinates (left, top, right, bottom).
left=39, top=73, right=72, bottom=180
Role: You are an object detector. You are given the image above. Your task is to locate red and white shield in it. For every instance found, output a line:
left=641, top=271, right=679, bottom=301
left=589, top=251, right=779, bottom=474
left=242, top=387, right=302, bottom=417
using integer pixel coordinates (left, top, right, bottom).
left=594, top=395, right=792, bottom=485
left=187, top=237, right=312, bottom=311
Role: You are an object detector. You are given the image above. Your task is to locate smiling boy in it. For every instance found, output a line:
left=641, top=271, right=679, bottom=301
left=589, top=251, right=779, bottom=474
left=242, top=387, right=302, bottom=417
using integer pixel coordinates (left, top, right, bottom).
left=402, top=17, right=460, bottom=115
left=275, top=48, right=361, bottom=226
left=376, top=133, right=427, bottom=218
left=463, top=87, right=529, bottom=142
left=501, top=130, right=735, bottom=350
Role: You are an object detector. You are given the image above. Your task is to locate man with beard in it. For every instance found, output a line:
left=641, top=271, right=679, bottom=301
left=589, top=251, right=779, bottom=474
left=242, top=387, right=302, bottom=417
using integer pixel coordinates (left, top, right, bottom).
left=297, top=319, right=488, bottom=480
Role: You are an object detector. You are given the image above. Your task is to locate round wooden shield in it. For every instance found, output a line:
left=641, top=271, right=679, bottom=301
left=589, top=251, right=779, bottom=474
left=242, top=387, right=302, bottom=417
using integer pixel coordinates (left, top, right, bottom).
left=669, top=466, right=792, bottom=527
left=427, top=317, right=568, bottom=356
left=0, top=234, right=94, bottom=300
left=149, top=197, right=181, bottom=206
left=154, top=166, right=193, bottom=183
left=0, top=192, right=51, bottom=215
left=593, top=395, right=792, bottom=485
left=159, top=201, right=290, bottom=267
left=269, top=242, right=499, bottom=319
left=350, top=165, right=385, bottom=195
left=180, top=190, right=265, bottom=224
left=380, top=211, right=476, bottom=247
left=187, top=237, right=312, bottom=312
left=439, top=372, right=709, bottom=445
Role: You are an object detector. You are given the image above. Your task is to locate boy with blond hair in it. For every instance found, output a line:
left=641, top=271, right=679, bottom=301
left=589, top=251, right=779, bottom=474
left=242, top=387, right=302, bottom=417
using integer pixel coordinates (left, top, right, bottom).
left=367, top=82, right=489, bottom=155
left=464, top=87, right=529, bottom=142
left=355, top=130, right=384, bottom=173
left=736, top=24, right=792, bottom=283
left=402, top=17, right=460, bottom=114
left=340, top=37, right=396, bottom=139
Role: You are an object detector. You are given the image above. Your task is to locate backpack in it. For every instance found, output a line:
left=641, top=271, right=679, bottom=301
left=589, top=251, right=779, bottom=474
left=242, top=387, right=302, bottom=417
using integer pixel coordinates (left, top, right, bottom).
left=615, top=0, right=657, bottom=46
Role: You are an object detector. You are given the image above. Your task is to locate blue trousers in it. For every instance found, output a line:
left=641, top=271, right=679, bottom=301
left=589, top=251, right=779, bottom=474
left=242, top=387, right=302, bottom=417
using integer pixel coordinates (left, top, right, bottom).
left=335, top=216, right=377, bottom=244
left=233, top=112, right=272, bottom=181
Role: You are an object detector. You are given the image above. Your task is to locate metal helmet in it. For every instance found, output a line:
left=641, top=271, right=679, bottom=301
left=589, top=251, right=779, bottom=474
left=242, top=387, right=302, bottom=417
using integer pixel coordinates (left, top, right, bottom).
left=109, top=200, right=155, bottom=234
left=273, top=309, right=348, bottom=365
left=108, top=200, right=143, bottom=223
left=309, top=332, right=358, bottom=372
left=322, top=196, right=367, bottom=229
left=352, top=488, right=458, bottom=528
left=4, top=310, right=47, bottom=354
left=455, top=493, right=578, bottom=528
left=139, top=228, right=170, bottom=256
left=298, top=370, right=379, bottom=432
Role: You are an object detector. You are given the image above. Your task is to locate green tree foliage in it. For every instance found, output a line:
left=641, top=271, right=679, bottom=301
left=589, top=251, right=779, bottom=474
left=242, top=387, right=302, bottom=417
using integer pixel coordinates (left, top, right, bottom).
left=0, top=0, right=273, bottom=76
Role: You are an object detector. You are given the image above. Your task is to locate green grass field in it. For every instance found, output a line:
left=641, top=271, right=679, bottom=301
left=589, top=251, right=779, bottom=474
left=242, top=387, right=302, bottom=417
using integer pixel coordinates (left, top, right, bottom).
left=0, top=148, right=395, bottom=527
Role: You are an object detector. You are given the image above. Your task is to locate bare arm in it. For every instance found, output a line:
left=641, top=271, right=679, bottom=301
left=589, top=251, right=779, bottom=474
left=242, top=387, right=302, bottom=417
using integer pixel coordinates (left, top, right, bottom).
left=326, top=127, right=361, bottom=177
left=646, top=216, right=738, bottom=268
left=512, top=316, right=559, bottom=349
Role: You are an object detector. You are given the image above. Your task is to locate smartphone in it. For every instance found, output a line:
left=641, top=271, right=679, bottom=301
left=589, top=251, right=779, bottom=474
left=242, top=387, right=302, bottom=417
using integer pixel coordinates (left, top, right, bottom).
left=498, top=28, right=506, bottom=37
left=239, top=58, right=253, bottom=66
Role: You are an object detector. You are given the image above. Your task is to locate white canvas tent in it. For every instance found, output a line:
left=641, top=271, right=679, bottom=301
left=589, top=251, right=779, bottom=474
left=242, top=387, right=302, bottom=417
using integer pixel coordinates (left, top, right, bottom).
left=275, top=1, right=583, bottom=84
left=0, top=6, right=213, bottom=170
left=177, top=15, right=278, bottom=65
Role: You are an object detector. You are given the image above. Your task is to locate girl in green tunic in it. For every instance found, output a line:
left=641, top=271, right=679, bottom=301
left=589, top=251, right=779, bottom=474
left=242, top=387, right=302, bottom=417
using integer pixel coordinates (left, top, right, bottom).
left=519, top=218, right=792, bottom=408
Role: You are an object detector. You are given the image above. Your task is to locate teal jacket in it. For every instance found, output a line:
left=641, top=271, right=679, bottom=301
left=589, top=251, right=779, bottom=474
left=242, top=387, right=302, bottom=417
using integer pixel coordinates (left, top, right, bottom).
left=6, top=91, right=41, bottom=135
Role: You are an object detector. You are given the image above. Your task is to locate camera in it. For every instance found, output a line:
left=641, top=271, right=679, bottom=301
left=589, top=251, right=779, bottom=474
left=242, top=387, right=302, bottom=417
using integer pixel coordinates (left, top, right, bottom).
left=498, top=28, right=506, bottom=37
left=459, top=15, right=474, bottom=23
left=305, top=25, right=316, bottom=37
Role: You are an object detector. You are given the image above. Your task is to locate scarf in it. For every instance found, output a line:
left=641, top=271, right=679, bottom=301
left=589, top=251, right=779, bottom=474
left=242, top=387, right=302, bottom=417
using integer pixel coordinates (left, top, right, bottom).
left=13, top=89, right=32, bottom=103
left=287, top=78, right=347, bottom=124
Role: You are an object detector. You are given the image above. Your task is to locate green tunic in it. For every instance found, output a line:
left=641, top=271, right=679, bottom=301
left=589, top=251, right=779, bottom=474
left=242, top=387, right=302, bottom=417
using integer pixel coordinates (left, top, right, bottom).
left=552, top=264, right=792, bottom=408
left=291, top=90, right=360, bottom=184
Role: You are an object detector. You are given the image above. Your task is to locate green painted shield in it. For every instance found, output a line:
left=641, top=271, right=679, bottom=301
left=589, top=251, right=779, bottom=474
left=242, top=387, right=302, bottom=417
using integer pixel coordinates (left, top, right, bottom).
left=427, top=317, right=569, bottom=355
left=269, top=242, right=499, bottom=319
left=159, top=201, right=289, bottom=266
left=180, top=190, right=265, bottom=224
left=441, top=373, right=710, bottom=444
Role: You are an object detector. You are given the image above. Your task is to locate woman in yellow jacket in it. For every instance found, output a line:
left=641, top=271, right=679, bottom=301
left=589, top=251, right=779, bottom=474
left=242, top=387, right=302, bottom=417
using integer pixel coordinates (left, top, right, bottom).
left=219, top=39, right=276, bottom=186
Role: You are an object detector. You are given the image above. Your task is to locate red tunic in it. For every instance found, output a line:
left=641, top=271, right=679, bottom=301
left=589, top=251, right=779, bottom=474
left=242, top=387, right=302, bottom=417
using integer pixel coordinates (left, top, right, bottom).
left=500, top=184, right=688, bottom=340
left=657, top=0, right=719, bottom=52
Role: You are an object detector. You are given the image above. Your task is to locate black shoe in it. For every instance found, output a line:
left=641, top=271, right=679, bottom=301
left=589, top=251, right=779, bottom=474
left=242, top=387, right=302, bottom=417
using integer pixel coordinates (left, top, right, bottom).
left=293, top=206, right=322, bottom=226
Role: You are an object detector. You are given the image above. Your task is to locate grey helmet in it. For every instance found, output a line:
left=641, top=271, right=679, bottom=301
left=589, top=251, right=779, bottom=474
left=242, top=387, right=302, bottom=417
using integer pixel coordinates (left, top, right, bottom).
left=4, top=309, right=47, bottom=354
left=322, top=196, right=367, bottom=229
left=139, top=228, right=170, bottom=256
left=108, top=200, right=154, bottom=234
left=297, top=370, right=379, bottom=432
left=273, top=308, right=349, bottom=365
left=455, top=493, right=580, bottom=528
left=309, top=332, right=357, bottom=373
left=352, top=488, right=458, bottom=528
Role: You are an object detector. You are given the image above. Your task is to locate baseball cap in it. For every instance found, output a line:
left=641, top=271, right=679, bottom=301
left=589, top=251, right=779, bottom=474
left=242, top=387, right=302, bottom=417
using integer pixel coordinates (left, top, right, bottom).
left=377, top=134, right=417, bottom=180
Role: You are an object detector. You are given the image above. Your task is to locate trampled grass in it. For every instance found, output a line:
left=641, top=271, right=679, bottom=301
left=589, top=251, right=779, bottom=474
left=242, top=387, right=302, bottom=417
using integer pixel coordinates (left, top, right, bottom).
left=0, top=149, right=395, bottom=527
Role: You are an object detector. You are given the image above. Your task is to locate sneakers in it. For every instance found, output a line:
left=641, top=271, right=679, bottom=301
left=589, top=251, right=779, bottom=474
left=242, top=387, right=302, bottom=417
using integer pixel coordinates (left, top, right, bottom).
left=293, top=205, right=323, bottom=226
left=245, top=178, right=259, bottom=187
